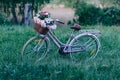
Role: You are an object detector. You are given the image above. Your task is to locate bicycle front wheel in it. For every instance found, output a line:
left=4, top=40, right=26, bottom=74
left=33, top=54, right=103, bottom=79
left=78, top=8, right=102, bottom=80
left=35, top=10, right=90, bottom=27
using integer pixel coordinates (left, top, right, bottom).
left=21, top=36, right=49, bottom=63
left=70, top=33, right=100, bottom=62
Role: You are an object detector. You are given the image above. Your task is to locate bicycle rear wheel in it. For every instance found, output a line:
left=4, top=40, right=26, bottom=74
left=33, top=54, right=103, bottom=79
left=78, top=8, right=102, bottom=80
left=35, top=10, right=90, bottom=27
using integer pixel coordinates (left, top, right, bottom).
left=70, top=33, right=100, bottom=62
left=21, top=36, right=49, bottom=63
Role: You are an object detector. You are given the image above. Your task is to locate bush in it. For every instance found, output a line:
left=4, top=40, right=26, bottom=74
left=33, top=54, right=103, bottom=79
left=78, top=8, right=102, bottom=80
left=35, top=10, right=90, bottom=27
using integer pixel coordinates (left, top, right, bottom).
left=75, top=2, right=120, bottom=26
left=0, top=13, right=10, bottom=25
left=75, top=3, right=103, bottom=25
left=100, top=7, right=120, bottom=25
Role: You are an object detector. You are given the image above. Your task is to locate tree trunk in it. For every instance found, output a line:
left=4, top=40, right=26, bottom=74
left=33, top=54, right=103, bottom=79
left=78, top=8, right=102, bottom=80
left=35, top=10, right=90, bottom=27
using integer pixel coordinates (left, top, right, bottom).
left=20, top=3, right=25, bottom=25
left=24, top=3, right=32, bottom=26
left=11, top=4, right=18, bottom=24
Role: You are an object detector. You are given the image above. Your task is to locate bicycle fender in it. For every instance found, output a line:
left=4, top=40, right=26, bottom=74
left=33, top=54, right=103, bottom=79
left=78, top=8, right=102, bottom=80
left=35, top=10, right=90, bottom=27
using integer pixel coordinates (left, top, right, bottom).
left=69, top=33, right=98, bottom=45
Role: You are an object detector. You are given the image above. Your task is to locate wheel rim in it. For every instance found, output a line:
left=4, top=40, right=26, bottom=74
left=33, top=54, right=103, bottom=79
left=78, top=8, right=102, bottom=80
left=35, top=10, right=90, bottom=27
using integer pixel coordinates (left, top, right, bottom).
left=70, top=35, right=99, bottom=62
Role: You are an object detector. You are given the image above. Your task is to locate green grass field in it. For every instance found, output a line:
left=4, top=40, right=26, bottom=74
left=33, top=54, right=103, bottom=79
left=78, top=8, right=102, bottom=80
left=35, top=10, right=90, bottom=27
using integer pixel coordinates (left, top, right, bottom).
left=0, top=25, right=120, bottom=80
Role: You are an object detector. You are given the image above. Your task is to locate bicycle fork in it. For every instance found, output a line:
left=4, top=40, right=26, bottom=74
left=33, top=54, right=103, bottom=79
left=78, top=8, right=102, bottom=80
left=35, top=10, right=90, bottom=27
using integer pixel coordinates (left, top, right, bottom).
left=33, top=39, right=44, bottom=52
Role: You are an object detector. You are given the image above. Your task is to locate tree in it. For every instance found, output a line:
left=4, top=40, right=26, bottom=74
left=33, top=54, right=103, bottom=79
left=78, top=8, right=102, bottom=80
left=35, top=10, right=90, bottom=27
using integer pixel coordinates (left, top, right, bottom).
left=0, top=0, right=50, bottom=25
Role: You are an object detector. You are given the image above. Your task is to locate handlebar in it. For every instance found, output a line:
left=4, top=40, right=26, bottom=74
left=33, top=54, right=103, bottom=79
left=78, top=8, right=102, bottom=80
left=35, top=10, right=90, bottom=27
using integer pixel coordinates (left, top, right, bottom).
left=44, top=18, right=65, bottom=26
left=55, top=19, right=65, bottom=24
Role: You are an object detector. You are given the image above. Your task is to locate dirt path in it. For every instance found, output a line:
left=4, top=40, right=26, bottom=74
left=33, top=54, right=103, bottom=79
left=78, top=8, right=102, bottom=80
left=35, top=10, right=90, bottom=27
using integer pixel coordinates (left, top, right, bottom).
left=42, top=5, right=75, bottom=24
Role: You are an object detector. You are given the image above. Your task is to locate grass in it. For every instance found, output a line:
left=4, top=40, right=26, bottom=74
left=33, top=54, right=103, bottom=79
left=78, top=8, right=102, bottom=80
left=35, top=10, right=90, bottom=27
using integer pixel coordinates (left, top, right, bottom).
left=0, top=25, right=120, bottom=80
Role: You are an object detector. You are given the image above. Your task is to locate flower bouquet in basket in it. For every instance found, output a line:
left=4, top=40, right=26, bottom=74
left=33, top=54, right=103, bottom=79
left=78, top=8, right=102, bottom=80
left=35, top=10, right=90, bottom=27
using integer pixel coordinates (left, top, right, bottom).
left=33, top=11, right=57, bottom=35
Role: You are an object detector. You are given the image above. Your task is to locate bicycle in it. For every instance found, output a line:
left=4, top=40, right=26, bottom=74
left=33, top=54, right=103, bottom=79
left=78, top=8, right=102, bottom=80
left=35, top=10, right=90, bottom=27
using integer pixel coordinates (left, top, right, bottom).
left=21, top=19, right=101, bottom=63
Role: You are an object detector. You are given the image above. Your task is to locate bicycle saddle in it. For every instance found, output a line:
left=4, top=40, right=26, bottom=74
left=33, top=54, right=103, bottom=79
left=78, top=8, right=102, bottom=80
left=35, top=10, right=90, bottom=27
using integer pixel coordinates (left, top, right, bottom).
left=70, top=24, right=81, bottom=31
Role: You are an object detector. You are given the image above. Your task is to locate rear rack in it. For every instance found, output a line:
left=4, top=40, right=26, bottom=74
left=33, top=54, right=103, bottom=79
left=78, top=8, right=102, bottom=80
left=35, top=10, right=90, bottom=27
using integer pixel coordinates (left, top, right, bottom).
left=80, top=30, right=101, bottom=37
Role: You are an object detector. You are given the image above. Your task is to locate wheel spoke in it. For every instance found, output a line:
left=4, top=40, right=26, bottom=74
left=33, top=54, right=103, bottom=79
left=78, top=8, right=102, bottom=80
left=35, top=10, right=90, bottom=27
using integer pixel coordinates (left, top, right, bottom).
left=70, top=34, right=100, bottom=63
left=21, top=36, right=48, bottom=63
left=85, top=39, right=96, bottom=48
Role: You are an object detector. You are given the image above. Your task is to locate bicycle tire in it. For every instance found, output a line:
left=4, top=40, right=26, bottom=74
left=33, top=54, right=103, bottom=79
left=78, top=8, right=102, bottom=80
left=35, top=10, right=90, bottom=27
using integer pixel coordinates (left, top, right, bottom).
left=70, top=33, right=100, bottom=62
left=21, top=36, right=49, bottom=63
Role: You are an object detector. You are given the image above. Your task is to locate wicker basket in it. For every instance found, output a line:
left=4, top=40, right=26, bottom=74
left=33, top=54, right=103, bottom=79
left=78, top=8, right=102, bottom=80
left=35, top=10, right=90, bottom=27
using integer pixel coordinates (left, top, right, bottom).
left=34, top=23, right=49, bottom=35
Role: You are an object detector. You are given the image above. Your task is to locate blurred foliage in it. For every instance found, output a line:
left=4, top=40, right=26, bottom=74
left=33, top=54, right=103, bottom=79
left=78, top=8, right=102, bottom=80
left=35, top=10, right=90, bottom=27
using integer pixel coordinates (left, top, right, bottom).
left=101, top=7, right=120, bottom=25
left=0, top=13, right=10, bottom=25
left=0, top=0, right=50, bottom=4
left=0, top=0, right=50, bottom=25
left=75, top=2, right=102, bottom=25
left=51, top=0, right=120, bottom=7
left=74, top=1, right=120, bottom=25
